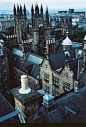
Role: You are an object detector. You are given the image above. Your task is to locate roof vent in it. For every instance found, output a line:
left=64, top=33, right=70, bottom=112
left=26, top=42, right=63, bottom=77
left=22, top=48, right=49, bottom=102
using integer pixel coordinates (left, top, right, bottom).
left=19, top=75, right=31, bottom=94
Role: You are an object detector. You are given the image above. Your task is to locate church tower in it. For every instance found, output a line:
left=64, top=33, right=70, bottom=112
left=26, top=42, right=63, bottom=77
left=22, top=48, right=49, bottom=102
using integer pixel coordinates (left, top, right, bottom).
left=44, top=6, right=51, bottom=41
left=61, top=16, right=72, bottom=39
left=31, top=2, right=44, bottom=55
left=14, top=4, right=27, bottom=43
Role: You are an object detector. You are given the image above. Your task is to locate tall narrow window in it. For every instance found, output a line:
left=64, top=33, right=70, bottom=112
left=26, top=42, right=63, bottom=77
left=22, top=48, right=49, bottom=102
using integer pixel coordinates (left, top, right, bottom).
left=44, top=73, right=49, bottom=82
left=44, top=85, right=49, bottom=92
left=53, top=77, right=59, bottom=88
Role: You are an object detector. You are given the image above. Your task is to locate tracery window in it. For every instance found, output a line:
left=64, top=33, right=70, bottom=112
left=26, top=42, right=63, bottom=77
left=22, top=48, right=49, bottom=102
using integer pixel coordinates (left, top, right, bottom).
left=63, top=82, right=70, bottom=92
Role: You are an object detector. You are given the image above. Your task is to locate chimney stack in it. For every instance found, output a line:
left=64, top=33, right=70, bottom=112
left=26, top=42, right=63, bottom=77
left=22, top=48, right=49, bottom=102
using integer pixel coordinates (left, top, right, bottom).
left=19, top=75, right=31, bottom=94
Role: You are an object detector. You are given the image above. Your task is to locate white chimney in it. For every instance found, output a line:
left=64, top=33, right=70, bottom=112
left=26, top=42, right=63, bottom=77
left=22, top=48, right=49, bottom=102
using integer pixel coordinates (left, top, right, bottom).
left=19, top=75, right=31, bottom=94
left=21, top=75, right=28, bottom=90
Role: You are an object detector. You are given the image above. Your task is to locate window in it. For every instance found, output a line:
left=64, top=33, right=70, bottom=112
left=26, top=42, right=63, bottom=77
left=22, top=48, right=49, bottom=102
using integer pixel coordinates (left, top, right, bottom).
left=44, top=85, right=49, bottom=92
left=45, top=64, right=47, bottom=68
left=22, top=21, right=24, bottom=25
left=3, top=68, right=6, bottom=73
left=2, top=59, right=5, bottom=64
left=53, top=77, right=59, bottom=88
left=63, top=82, right=70, bottom=92
left=39, top=20, right=40, bottom=24
left=4, top=76, right=7, bottom=81
left=66, top=72, right=69, bottom=79
left=5, top=84, right=8, bottom=88
left=44, top=73, right=49, bottom=82
left=53, top=89, right=59, bottom=97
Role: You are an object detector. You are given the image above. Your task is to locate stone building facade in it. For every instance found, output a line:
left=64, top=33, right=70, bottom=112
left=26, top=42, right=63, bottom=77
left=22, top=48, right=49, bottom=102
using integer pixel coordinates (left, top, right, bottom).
left=40, top=35, right=85, bottom=97
left=0, top=43, right=11, bottom=95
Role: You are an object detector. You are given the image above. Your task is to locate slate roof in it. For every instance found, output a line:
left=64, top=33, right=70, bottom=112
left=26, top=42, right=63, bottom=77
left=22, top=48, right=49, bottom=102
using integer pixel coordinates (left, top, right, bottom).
left=10, top=49, right=44, bottom=80
left=48, top=49, right=83, bottom=80
left=34, top=86, right=86, bottom=123
left=0, top=93, right=20, bottom=123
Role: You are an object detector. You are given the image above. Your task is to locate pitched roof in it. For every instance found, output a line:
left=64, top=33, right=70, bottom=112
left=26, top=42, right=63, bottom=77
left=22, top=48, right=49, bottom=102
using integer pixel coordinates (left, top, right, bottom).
left=10, top=49, right=44, bottom=80
left=34, top=86, right=86, bottom=123
left=0, top=93, right=20, bottom=123
left=48, top=49, right=83, bottom=80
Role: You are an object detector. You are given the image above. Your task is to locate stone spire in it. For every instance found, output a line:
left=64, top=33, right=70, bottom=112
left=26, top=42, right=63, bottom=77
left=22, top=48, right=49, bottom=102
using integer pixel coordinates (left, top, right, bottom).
left=40, top=4, right=43, bottom=15
left=46, top=5, right=49, bottom=24
left=14, top=4, right=16, bottom=16
left=35, top=2, right=39, bottom=14
left=17, top=4, right=19, bottom=15
left=24, top=4, right=26, bottom=16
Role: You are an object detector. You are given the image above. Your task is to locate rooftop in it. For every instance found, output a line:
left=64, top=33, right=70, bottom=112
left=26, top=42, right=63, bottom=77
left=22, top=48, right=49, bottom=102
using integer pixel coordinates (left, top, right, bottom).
left=11, top=86, right=42, bottom=105
left=62, top=36, right=72, bottom=46
left=0, top=93, right=20, bottom=123
left=34, top=86, right=86, bottom=123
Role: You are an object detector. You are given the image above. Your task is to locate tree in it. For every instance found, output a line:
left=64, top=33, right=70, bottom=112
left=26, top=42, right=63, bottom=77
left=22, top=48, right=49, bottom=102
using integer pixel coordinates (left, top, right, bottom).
left=72, top=27, right=86, bottom=43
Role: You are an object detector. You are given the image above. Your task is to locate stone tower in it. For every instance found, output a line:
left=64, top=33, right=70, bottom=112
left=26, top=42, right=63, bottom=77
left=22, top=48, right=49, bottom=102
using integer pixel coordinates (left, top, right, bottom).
left=44, top=6, right=51, bottom=41
left=14, top=4, right=27, bottom=43
left=62, top=16, right=72, bottom=39
left=31, top=3, right=44, bottom=55
left=31, top=3, right=51, bottom=56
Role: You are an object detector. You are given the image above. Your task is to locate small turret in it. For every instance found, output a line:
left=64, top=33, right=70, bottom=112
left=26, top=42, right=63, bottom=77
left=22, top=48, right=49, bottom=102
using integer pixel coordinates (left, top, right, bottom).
left=46, top=6, right=49, bottom=24
left=31, top=4, right=34, bottom=15
left=62, top=29, right=72, bottom=50
left=35, top=2, right=39, bottom=14
left=40, top=4, right=43, bottom=15
left=24, top=4, right=26, bottom=16
left=20, top=4, right=22, bottom=16
left=17, top=4, right=19, bottom=15
left=14, top=4, right=16, bottom=16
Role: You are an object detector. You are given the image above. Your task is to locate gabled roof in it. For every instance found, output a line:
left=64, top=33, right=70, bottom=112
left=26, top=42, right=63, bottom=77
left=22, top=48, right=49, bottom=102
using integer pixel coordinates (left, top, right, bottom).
left=10, top=49, right=44, bottom=80
left=48, top=49, right=83, bottom=80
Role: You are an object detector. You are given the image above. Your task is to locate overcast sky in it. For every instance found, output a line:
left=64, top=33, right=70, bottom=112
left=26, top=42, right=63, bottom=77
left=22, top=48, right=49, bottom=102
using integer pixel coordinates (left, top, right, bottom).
left=0, top=0, right=86, bottom=11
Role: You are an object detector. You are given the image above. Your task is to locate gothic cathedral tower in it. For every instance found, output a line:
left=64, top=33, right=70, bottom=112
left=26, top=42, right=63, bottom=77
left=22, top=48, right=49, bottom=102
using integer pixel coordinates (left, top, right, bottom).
left=31, top=3, right=44, bottom=54
left=14, top=4, right=27, bottom=43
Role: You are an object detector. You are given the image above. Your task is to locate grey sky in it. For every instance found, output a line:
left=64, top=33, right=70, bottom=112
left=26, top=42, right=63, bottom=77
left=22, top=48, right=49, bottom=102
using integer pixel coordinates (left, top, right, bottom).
left=0, top=0, right=86, bottom=11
